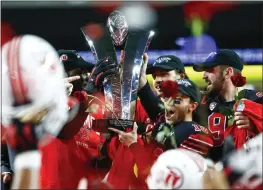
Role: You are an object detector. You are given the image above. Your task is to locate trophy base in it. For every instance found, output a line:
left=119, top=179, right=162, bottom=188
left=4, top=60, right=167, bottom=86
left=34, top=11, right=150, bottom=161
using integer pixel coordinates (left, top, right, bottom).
left=92, top=119, right=134, bottom=133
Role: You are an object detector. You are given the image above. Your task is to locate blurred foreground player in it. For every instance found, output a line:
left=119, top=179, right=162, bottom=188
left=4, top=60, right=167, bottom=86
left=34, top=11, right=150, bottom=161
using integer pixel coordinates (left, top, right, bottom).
left=147, top=149, right=208, bottom=189
left=205, top=133, right=262, bottom=189
left=1, top=35, right=114, bottom=189
left=1, top=35, right=72, bottom=189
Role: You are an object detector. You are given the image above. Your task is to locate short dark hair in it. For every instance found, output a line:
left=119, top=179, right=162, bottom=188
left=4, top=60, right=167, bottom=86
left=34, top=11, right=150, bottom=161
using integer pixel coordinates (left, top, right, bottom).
left=175, top=69, right=189, bottom=79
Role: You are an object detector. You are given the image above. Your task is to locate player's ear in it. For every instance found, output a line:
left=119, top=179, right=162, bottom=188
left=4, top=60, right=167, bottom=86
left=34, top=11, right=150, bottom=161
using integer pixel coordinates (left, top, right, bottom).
left=179, top=73, right=185, bottom=79
left=224, top=67, right=234, bottom=79
left=188, top=101, right=198, bottom=113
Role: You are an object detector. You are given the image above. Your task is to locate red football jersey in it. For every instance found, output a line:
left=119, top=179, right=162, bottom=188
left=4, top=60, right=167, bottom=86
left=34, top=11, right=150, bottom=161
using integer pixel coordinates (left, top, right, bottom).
left=105, top=100, right=155, bottom=189
left=40, top=99, right=102, bottom=189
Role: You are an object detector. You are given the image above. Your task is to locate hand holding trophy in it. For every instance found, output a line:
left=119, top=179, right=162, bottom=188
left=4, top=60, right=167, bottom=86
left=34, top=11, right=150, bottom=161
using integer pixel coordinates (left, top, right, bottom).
left=81, top=10, right=154, bottom=132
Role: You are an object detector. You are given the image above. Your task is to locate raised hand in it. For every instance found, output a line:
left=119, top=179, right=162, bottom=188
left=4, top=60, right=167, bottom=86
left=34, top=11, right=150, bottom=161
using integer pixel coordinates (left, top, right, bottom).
left=82, top=56, right=119, bottom=93
left=139, top=53, right=149, bottom=90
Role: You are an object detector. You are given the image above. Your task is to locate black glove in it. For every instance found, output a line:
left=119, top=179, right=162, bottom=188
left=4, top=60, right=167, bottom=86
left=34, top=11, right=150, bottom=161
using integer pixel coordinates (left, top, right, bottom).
left=151, top=122, right=177, bottom=150
left=82, top=56, right=119, bottom=93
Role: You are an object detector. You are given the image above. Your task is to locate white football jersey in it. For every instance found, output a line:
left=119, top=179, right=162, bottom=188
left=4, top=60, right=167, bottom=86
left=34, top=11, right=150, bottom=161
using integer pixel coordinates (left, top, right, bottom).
left=147, top=149, right=207, bottom=189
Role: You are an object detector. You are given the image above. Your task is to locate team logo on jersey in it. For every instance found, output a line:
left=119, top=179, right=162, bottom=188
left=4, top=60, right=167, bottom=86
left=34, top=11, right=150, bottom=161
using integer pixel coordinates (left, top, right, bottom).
left=209, top=102, right=217, bottom=111
left=165, top=167, right=184, bottom=189
left=200, top=126, right=209, bottom=134
left=60, top=54, right=68, bottom=61
left=236, top=101, right=245, bottom=112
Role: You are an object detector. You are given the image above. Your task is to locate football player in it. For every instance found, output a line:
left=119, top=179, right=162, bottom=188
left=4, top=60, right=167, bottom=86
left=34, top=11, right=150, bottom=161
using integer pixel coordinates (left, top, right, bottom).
left=136, top=50, right=262, bottom=162
left=103, top=55, right=190, bottom=189
left=1, top=35, right=116, bottom=189
left=138, top=54, right=189, bottom=122
left=109, top=79, right=213, bottom=188
left=1, top=35, right=73, bottom=189
left=193, top=49, right=263, bottom=161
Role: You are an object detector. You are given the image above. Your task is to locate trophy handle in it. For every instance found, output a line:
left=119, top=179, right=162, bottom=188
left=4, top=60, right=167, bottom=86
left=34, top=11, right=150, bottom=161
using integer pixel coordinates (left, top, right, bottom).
left=80, top=28, right=99, bottom=61
left=121, top=30, right=155, bottom=121
left=80, top=25, right=122, bottom=119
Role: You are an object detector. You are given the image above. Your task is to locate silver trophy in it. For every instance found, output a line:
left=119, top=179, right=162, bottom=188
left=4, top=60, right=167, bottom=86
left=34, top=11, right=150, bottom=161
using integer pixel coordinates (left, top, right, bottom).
left=81, top=10, right=154, bottom=132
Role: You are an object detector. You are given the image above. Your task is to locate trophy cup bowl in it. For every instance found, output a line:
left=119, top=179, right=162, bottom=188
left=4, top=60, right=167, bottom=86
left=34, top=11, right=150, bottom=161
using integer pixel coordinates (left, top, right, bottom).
left=107, top=10, right=128, bottom=46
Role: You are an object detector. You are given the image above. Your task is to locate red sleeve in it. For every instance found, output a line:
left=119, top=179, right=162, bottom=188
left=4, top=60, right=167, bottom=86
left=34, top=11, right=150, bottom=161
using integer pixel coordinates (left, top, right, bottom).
left=235, top=99, right=263, bottom=133
left=129, top=142, right=156, bottom=181
left=58, top=97, right=88, bottom=139
left=135, top=100, right=150, bottom=124
left=106, top=136, right=120, bottom=160
left=179, top=134, right=214, bottom=157
left=224, top=99, right=263, bottom=149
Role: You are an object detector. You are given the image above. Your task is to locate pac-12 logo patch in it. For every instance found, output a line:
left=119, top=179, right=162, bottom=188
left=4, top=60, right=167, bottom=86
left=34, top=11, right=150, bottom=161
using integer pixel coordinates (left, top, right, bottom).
left=236, top=101, right=245, bottom=112
left=256, top=92, right=263, bottom=98
left=209, top=102, right=217, bottom=111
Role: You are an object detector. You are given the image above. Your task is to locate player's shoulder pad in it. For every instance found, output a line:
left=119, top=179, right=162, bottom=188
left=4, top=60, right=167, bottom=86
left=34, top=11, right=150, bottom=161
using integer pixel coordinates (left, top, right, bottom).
left=176, top=121, right=194, bottom=128
left=177, top=122, right=213, bottom=156
left=189, top=121, right=209, bottom=134
left=199, top=94, right=216, bottom=105
left=176, top=121, right=206, bottom=134
left=200, top=94, right=209, bottom=105
left=239, top=89, right=263, bottom=102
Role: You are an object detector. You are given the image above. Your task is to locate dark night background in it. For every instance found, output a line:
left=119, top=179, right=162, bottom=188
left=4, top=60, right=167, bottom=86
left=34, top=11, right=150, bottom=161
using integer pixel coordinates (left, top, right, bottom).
left=1, top=1, right=262, bottom=51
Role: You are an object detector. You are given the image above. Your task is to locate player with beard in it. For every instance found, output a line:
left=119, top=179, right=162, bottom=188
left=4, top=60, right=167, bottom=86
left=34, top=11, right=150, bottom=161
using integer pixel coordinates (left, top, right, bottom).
left=109, top=79, right=214, bottom=188
left=193, top=49, right=263, bottom=162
